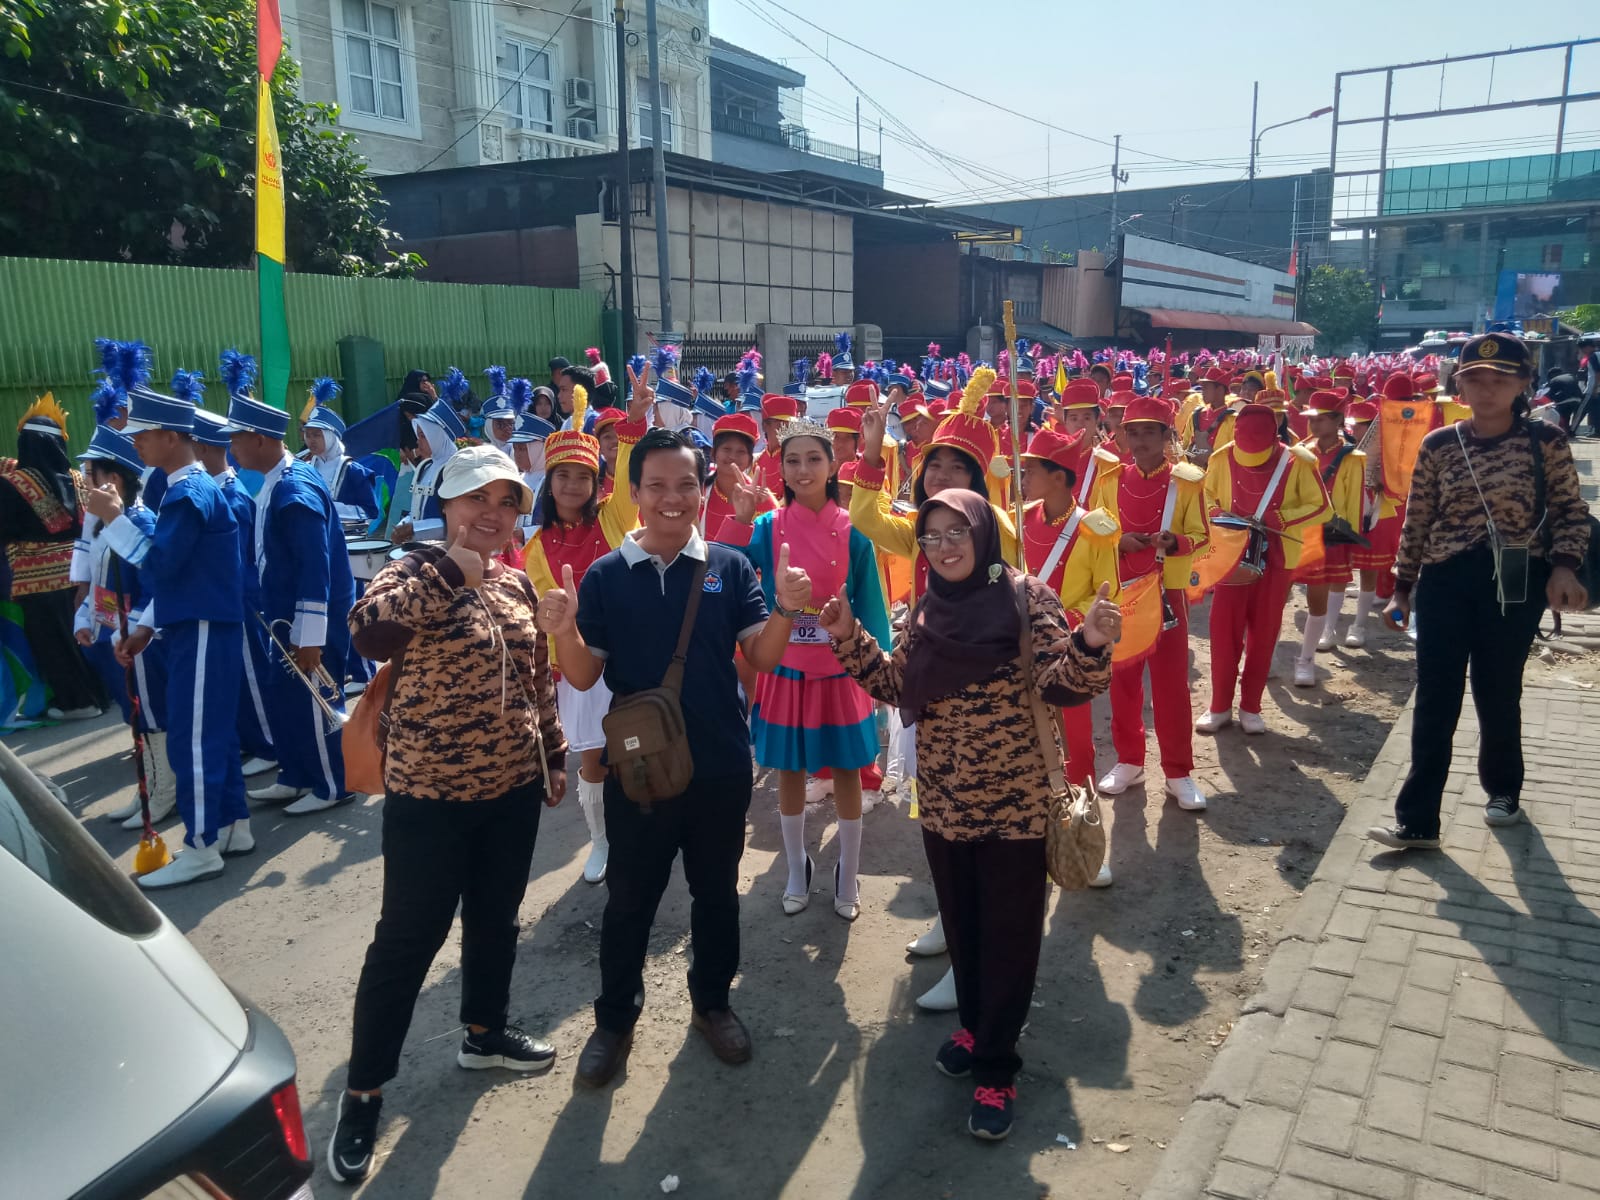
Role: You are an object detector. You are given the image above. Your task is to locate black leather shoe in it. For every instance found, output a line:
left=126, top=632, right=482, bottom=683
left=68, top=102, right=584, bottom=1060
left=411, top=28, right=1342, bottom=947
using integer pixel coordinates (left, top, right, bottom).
left=575, top=1026, right=632, bottom=1088
left=691, top=1007, right=753, bottom=1065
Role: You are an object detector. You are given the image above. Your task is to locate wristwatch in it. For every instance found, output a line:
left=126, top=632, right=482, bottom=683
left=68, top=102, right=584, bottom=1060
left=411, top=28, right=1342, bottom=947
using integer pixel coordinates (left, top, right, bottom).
left=773, top=602, right=802, bottom=619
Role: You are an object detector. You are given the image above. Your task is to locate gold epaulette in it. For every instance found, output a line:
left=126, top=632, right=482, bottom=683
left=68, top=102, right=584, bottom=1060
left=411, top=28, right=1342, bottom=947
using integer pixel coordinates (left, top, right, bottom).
left=1288, top=442, right=1319, bottom=466
left=1171, top=461, right=1206, bottom=487
left=1079, top=507, right=1121, bottom=545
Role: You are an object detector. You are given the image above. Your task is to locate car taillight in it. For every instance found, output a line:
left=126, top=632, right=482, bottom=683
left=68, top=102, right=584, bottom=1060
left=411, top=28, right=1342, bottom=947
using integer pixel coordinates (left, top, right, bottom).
left=271, top=1082, right=310, bottom=1163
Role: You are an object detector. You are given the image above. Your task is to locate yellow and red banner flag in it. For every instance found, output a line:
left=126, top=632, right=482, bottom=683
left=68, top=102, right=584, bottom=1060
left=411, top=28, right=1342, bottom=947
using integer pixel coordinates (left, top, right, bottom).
left=257, top=0, right=290, bottom=410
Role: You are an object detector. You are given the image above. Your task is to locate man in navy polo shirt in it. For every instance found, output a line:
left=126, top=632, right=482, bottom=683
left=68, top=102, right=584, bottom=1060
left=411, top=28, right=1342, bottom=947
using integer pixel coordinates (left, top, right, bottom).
left=537, top=427, right=813, bottom=1087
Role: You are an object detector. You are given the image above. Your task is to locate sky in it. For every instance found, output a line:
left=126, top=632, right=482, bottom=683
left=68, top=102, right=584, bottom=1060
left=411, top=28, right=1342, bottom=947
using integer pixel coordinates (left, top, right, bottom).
left=714, top=0, right=1597, bottom=218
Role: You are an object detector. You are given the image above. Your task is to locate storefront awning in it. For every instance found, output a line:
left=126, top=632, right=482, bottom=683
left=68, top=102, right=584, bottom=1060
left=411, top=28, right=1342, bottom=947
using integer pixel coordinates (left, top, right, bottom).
left=1128, top=308, right=1318, bottom=337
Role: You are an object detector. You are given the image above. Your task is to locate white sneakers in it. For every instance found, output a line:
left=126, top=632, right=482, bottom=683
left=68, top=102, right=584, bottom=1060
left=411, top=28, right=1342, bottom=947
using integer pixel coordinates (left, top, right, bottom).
left=217, top=819, right=255, bottom=856
left=907, top=916, right=947, bottom=957
left=248, top=781, right=307, bottom=803
left=1293, top=660, right=1317, bottom=688
left=804, top=776, right=833, bottom=805
left=47, top=705, right=102, bottom=721
left=1239, top=711, right=1268, bottom=735
left=1343, top=623, right=1367, bottom=648
left=1195, top=709, right=1233, bottom=734
left=285, top=792, right=353, bottom=816
left=241, top=756, right=278, bottom=776
left=137, top=843, right=224, bottom=890
left=1164, top=777, right=1208, bottom=811
left=916, top=966, right=959, bottom=1012
left=1096, top=763, right=1145, bottom=795
left=1316, top=623, right=1339, bottom=651
left=1089, top=862, right=1114, bottom=888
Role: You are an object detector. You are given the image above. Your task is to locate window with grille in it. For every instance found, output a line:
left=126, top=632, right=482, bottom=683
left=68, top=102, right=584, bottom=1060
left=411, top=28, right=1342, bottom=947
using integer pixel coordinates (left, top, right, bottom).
left=342, top=0, right=407, bottom=121
left=497, top=35, right=554, bottom=133
left=636, top=77, right=674, bottom=150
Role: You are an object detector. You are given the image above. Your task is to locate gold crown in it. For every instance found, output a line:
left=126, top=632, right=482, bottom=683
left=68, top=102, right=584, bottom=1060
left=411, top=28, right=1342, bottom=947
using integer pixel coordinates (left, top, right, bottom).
left=17, top=392, right=69, bottom=441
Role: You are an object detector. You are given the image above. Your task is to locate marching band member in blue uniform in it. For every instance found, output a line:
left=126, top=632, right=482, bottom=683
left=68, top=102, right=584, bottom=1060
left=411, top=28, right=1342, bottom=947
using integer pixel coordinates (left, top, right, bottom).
left=88, top=380, right=252, bottom=889
left=191, top=398, right=278, bottom=779
left=300, top=378, right=381, bottom=530
left=225, top=390, right=357, bottom=816
left=74, top=423, right=176, bottom=830
left=481, top=365, right=520, bottom=457
left=392, top=389, right=466, bottom=544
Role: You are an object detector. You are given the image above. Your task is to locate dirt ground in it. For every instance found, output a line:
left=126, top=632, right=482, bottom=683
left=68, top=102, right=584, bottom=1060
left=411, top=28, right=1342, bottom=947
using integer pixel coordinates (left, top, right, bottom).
left=18, top=585, right=1443, bottom=1200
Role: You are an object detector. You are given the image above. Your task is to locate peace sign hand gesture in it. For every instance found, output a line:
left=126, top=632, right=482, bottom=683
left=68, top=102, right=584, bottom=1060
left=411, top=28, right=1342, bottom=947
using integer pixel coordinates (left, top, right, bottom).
left=625, top=362, right=655, bottom=423
left=725, top=463, right=762, bottom=524
left=860, top=388, right=889, bottom=465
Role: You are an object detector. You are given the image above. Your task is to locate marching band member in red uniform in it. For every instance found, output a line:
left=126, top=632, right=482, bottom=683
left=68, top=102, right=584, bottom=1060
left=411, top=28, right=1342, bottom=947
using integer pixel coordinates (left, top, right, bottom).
left=701, top=412, right=774, bottom=537
left=755, top=393, right=799, bottom=496
left=1096, top=396, right=1211, bottom=812
left=1291, top=392, right=1365, bottom=687
left=1196, top=404, right=1329, bottom=736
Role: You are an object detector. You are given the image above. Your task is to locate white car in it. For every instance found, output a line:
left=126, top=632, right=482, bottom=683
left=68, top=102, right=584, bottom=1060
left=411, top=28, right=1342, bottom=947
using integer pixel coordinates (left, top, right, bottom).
left=0, top=739, right=314, bottom=1200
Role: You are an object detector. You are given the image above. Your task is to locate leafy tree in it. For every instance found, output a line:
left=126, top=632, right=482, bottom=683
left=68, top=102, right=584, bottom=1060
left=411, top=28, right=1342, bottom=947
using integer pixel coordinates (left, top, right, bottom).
left=1557, top=304, right=1600, bottom=333
left=0, top=0, right=421, bottom=276
left=1299, top=265, right=1375, bottom=353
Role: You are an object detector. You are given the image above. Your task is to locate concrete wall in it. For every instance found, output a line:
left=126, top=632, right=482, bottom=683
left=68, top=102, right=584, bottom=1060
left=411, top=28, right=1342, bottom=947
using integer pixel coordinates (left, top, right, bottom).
left=855, top=240, right=961, bottom=338
left=405, top=227, right=580, bottom=288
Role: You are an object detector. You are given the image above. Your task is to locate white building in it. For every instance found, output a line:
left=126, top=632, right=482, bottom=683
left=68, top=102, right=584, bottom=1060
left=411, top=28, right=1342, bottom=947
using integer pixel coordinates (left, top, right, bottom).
left=281, top=0, right=712, bottom=174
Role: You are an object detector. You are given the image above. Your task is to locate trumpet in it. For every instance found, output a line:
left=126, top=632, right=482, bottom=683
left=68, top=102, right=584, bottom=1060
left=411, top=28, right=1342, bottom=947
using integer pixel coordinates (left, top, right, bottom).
left=255, top=612, right=348, bottom=732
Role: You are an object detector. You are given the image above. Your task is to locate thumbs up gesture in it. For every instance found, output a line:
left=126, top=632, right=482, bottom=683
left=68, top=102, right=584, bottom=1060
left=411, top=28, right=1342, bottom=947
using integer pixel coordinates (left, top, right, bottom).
left=537, top=562, right=580, bottom=636
left=772, top=542, right=813, bottom=615
left=445, top=524, right=484, bottom=589
left=1080, top=580, right=1122, bottom=650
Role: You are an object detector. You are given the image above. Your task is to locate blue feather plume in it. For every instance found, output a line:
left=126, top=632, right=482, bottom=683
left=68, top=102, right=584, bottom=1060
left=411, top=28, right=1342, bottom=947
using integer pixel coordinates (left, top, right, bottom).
left=834, top=331, right=852, bottom=357
left=439, top=367, right=469, bottom=405
left=483, top=365, right=507, bottom=399
left=93, top=337, right=153, bottom=395
left=693, top=366, right=717, bottom=396
left=91, top=379, right=125, bottom=424
left=311, top=376, right=340, bottom=405
left=627, top=354, right=647, bottom=383
left=737, top=359, right=758, bottom=395
left=508, top=377, right=532, bottom=416
left=651, top=345, right=678, bottom=379
left=169, top=369, right=206, bottom=405
left=792, top=357, right=809, bottom=385
left=881, top=358, right=898, bottom=377
left=220, top=349, right=257, bottom=397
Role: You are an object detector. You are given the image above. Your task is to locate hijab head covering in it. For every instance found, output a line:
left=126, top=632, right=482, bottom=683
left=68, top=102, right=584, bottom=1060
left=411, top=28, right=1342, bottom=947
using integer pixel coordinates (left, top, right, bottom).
left=14, top=395, right=77, bottom=512
left=898, top=489, right=1020, bottom=722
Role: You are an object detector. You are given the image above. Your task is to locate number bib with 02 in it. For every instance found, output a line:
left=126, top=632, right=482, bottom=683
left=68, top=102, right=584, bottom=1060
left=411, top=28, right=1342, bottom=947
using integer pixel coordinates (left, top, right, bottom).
left=789, top=608, right=825, bottom=644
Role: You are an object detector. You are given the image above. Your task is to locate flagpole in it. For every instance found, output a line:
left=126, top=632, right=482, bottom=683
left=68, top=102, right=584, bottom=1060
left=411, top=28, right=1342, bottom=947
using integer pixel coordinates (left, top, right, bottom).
left=1002, top=301, right=1027, bottom=569
left=256, top=0, right=291, bottom=411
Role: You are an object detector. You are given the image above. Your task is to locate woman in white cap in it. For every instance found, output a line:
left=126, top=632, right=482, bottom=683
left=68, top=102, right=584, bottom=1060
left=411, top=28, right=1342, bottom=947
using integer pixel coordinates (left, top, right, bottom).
left=328, top=444, right=568, bottom=1186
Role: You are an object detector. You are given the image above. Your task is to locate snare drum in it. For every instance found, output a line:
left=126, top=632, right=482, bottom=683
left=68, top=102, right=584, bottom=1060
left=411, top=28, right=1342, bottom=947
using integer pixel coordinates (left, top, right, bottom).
left=347, top=539, right=394, bottom=581
left=1212, top=514, right=1268, bottom=587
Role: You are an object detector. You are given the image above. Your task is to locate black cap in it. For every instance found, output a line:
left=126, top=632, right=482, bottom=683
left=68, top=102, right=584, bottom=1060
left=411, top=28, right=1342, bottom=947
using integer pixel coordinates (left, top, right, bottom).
left=548, top=356, right=572, bottom=373
left=1456, top=333, right=1532, bottom=376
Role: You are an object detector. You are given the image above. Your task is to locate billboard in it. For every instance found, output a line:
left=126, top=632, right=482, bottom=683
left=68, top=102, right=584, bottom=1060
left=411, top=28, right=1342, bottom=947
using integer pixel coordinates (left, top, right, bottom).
left=1119, top=234, right=1297, bottom=321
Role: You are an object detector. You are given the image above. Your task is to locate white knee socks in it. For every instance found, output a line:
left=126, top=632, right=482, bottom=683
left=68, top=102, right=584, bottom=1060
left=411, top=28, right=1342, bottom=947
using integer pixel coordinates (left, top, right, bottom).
left=781, top=810, right=808, bottom=895
left=1354, top=590, right=1376, bottom=623
left=1300, top=614, right=1328, bottom=663
left=836, top=816, right=862, bottom=905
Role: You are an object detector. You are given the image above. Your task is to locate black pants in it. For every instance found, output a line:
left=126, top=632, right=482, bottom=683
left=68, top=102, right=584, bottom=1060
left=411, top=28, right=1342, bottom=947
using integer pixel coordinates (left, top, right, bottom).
left=922, top=828, right=1049, bottom=1088
left=347, top=780, right=544, bottom=1091
left=20, top=588, right=107, bottom=711
left=594, top=768, right=753, bottom=1033
left=1394, top=545, right=1549, bottom=837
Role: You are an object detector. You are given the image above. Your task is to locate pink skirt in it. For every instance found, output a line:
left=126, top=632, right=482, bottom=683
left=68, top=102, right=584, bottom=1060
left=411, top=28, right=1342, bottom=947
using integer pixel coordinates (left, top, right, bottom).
left=751, top=666, right=878, bottom=773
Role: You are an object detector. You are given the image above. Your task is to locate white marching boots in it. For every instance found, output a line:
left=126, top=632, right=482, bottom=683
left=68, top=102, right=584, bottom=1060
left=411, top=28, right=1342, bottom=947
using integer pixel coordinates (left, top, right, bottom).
left=907, top=914, right=948, bottom=956
left=917, top=965, right=959, bottom=1011
left=121, top=730, right=177, bottom=829
left=137, top=842, right=224, bottom=890
left=578, top=777, right=608, bottom=884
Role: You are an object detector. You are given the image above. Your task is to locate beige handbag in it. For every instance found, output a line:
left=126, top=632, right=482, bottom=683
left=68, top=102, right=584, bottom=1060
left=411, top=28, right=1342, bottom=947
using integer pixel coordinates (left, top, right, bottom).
left=1014, top=578, right=1106, bottom=890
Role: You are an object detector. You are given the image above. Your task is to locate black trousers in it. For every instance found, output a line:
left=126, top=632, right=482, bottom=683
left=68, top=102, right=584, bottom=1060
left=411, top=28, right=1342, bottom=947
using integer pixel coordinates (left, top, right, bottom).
left=20, top=588, right=107, bottom=711
left=922, top=828, right=1049, bottom=1088
left=1394, top=545, right=1549, bottom=837
left=347, top=780, right=544, bottom=1091
left=594, top=768, right=753, bottom=1033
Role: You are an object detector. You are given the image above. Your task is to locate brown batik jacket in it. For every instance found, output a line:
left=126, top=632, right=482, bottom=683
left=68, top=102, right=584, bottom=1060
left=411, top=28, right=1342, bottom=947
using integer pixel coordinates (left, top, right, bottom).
left=351, top=545, right=566, bottom=801
left=833, top=575, right=1112, bottom=841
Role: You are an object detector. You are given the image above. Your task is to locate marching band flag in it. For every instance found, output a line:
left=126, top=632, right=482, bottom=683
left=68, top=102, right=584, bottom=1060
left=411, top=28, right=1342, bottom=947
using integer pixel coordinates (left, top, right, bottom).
left=1377, top=398, right=1433, bottom=501
left=1111, top=572, right=1164, bottom=666
left=1184, top=521, right=1250, bottom=604
left=256, top=0, right=290, bottom=411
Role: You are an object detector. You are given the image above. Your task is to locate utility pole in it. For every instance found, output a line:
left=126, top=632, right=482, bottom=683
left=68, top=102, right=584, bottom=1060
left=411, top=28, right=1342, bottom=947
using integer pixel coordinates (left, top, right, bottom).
left=1107, top=135, right=1128, bottom=250
left=613, top=0, right=633, bottom=355
left=645, top=0, right=670, bottom=332
left=855, top=96, right=861, bottom=165
left=1248, top=81, right=1260, bottom=180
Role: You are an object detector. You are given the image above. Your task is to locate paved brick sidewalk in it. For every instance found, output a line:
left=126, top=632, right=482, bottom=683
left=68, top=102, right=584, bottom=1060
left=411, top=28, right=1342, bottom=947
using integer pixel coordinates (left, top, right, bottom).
left=1144, top=687, right=1600, bottom=1200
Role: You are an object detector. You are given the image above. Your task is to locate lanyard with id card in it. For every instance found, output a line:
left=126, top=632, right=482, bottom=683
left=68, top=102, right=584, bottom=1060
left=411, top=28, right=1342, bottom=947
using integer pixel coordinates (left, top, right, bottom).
left=1455, top=425, right=1538, bottom=611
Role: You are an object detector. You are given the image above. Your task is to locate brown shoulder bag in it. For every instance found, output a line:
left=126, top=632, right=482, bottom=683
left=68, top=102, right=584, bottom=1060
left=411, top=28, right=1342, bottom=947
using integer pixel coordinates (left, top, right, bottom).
left=601, top=558, right=707, bottom=809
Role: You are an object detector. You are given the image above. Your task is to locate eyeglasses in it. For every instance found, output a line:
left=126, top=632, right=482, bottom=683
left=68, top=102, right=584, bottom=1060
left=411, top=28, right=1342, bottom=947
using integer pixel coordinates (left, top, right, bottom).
left=916, top=526, right=973, bottom=550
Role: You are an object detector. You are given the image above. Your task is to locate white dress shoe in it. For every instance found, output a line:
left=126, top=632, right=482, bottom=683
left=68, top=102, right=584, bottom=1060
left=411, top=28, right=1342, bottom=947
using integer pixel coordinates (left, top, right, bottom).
left=240, top=757, right=278, bottom=776
left=916, top=966, right=959, bottom=1012
left=249, top=782, right=307, bottom=803
left=1096, top=763, right=1146, bottom=795
left=217, top=819, right=255, bottom=856
left=1293, top=660, right=1316, bottom=687
left=284, top=791, right=355, bottom=816
left=1194, top=709, right=1233, bottom=734
left=1343, top=623, right=1367, bottom=648
left=1089, top=862, right=1114, bottom=888
left=47, top=705, right=102, bottom=721
left=137, top=844, right=224, bottom=889
left=122, top=793, right=175, bottom=830
left=1164, top=777, right=1208, bottom=811
left=782, top=854, right=814, bottom=916
left=1239, top=711, right=1268, bottom=735
left=907, top=916, right=947, bottom=957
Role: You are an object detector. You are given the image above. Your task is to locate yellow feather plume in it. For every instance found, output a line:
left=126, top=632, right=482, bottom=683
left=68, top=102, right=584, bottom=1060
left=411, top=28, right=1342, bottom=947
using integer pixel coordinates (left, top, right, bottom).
left=17, top=392, right=69, bottom=441
left=300, top=393, right=319, bottom=425
left=571, top=384, right=588, bottom=430
left=1263, top=369, right=1279, bottom=392
left=958, top=367, right=996, bottom=418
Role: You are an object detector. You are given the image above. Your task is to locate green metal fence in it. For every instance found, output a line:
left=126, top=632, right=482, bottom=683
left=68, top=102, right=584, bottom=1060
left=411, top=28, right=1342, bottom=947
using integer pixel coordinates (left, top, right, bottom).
left=0, top=256, right=604, bottom=451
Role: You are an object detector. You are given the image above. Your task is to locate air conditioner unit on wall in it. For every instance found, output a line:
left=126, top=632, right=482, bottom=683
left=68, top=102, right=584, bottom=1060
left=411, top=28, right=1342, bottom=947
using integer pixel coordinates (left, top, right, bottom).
left=565, top=77, right=596, bottom=110
left=566, top=116, right=598, bottom=142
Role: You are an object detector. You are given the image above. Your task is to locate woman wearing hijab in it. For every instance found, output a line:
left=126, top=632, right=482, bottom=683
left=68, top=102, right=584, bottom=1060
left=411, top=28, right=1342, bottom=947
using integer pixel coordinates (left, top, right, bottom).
left=392, top=375, right=469, bottom=544
left=1, top=396, right=106, bottom=719
left=821, top=490, right=1120, bottom=1141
